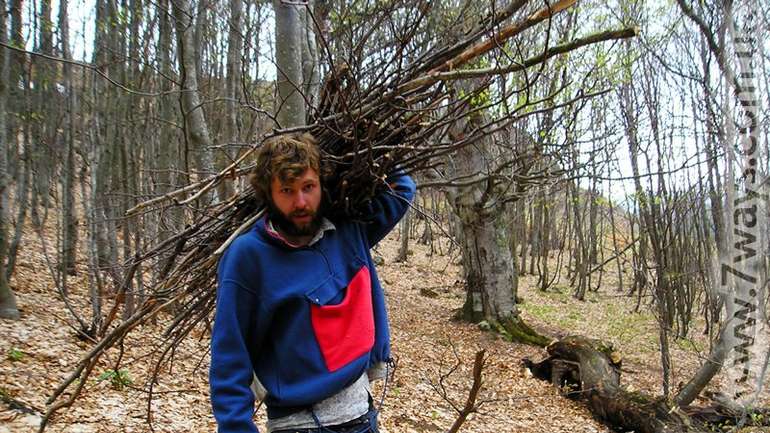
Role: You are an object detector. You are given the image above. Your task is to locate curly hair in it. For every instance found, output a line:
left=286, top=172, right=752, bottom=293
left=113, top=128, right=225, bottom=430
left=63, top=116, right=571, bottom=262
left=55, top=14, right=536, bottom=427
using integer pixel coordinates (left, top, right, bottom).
left=249, top=133, right=326, bottom=203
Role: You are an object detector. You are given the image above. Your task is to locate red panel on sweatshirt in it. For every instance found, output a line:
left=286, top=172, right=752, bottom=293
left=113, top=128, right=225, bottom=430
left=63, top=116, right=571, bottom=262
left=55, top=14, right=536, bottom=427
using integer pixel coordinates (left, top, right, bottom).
left=310, top=266, right=375, bottom=372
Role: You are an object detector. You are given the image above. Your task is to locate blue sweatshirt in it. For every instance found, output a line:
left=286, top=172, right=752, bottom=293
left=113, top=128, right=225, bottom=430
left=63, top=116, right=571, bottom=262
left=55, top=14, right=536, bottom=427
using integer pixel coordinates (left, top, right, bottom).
left=210, top=174, right=416, bottom=432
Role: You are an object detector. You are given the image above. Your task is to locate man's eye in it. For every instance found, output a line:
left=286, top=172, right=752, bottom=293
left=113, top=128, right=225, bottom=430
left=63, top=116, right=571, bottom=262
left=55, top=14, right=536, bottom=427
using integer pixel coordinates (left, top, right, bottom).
left=303, top=184, right=315, bottom=192
left=281, top=188, right=292, bottom=194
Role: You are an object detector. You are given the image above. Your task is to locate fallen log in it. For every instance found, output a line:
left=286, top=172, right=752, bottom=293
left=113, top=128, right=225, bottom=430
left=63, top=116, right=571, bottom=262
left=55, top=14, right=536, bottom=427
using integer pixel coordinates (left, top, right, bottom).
left=523, top=336, right=769, bottom=433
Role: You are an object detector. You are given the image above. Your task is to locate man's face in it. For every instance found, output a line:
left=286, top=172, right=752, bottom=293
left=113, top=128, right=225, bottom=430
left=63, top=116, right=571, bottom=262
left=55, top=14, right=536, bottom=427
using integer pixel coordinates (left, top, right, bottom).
left=268, top=168, right=323, bottom=237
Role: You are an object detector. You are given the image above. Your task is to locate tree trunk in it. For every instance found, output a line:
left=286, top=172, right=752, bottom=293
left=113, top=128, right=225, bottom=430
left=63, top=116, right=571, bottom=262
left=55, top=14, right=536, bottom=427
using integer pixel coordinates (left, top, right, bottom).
left=570, top=180, right=588, bottom=300
left=537, top=187, right=551, bottom=290
left=218, top=0, right=244, bottom=201
left=6, top=124, right=30, bottom=283
left=171, top=0, right=215, bottom=184
left=90, top=0, right=116, bottom=272
left=395, top=209, right=411, bottom=263
left=446, top=88, right=548, bottom=346
left=155, top=0, right=181, bottom=243
left=528, top=193, right=542, bottom=276
left=60, top=0, right=78, bottom=277
left=0, top=0, right=20, bottom=319
left=6, top=0, right=24, bottom=182
left=274, top=0, right=306, bottom=127
left=300, top=0, right=320, bottom=106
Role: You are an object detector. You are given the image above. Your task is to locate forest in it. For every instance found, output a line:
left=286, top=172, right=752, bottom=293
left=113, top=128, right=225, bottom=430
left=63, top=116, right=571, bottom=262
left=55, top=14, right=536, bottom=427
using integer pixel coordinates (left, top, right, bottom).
left=0, top=0, right=768, bottom=432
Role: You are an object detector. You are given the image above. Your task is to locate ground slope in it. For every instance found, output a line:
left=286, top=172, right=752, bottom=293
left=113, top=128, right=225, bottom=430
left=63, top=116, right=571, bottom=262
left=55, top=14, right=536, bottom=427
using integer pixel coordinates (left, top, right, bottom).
left=1, top=223, right=752, bottom=432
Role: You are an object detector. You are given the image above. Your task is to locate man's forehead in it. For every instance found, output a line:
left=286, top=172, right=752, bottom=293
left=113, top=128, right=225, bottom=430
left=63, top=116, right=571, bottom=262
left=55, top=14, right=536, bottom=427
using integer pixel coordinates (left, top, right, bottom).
left=273, top=168, right=319, bottom=186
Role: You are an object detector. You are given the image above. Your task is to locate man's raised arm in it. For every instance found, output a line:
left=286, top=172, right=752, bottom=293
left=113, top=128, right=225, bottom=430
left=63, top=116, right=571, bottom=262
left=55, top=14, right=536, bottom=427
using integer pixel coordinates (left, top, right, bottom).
left=362, top=171, right=416, bottom=247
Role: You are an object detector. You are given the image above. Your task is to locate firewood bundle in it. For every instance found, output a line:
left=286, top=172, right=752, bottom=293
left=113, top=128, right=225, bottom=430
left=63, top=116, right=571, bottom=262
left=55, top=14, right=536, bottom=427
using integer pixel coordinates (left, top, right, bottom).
left=45, top=0, right=637, bottom=422
left=309, top=62, right=429, bottom=220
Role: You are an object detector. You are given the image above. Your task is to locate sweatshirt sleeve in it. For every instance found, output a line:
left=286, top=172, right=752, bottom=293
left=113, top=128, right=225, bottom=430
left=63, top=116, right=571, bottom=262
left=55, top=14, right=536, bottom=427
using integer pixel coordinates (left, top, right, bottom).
left=210, top=242, right=263, bottom=433
left=362, top=171, right=416, bottom=247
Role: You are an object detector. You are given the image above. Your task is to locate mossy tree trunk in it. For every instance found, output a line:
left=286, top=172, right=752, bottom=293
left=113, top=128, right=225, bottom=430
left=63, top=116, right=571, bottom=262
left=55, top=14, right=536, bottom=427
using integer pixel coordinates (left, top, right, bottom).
left=446, top=81, right=549, bottom=347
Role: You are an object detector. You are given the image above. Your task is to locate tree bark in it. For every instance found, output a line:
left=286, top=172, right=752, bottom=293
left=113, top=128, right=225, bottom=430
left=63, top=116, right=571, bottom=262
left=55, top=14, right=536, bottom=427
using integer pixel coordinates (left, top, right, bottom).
left=171, top=0, right=215, bottom=184
left=300, top=0, right=319, bottom=106
left=6, top=0, right=24, bottom=182
left=6, top=123, right=30, bottom=283
left=446, top=84, right=548, bottom=347
left=218, top=0, right=244, bottom=201
left=155, top=0, right=181, bottom=243
left=60, top=0, right=78, bottom=277
left=0, top=0, right=20, bottom=319
left=274, top=0, right=306, bottom=127
left=395, top=209, right=411, bottom=263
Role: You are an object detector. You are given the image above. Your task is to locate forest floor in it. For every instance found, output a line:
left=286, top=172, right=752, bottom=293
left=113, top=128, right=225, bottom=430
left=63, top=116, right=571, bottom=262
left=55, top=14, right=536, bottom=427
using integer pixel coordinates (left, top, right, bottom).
left=1, top=218, right=768, bottom=432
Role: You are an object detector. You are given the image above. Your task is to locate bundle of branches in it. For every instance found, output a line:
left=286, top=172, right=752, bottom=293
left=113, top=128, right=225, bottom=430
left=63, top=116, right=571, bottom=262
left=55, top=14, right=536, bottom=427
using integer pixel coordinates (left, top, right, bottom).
left=42, top=0, right=638, bottom=427
left=306, top=0, right=637, bottom=219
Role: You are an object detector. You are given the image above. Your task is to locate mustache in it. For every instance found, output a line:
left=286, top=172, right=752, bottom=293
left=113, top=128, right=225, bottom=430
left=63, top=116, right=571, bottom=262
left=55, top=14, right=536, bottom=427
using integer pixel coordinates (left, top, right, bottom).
left=289, top=209, right=315, bottom=218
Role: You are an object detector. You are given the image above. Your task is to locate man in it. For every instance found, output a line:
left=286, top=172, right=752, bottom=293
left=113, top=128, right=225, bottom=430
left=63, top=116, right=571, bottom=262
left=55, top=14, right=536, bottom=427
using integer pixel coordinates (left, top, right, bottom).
left=210, top=132, right=415, bottom=432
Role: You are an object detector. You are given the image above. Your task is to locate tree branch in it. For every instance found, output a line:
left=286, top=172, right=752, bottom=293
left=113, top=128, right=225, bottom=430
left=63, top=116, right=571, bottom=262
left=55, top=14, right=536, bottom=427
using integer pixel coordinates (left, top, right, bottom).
left=447, top=350, right=487, bottom=433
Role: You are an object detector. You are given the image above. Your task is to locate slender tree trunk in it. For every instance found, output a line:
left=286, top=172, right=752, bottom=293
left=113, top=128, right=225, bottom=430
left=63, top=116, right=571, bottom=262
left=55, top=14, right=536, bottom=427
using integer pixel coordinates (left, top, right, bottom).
left=6, top=124, right=30, bottom=282
left=537, top=188, right=551, bottom=290
left=0, top=0, right=20, bottom=319
left=90, top=0, right=115, bottom=271
left=60, top=0, right=78, bottom=277
left=6, top=0, right=24, bottom=181
left=300, top=0, right=320, bottom=106
left=608, top=195, right=624, bottom=292
left=274, top=0, right=306, bottom=127
left=193, top=0, right=207, bottom=81
left=155, top=0, right=180, bottom=243
left=395, top=209, right=411, bottom=263
left=529, top=194, right=542, bottom=276
left=519, top=203, right=529, bottom=275
left=218, top=0, right=243, bottom=201
left=571, top=180, right=588, bottom=300
left=640, top=60, right=672, bottom=397
left=171, top=0, right=215, bottom=184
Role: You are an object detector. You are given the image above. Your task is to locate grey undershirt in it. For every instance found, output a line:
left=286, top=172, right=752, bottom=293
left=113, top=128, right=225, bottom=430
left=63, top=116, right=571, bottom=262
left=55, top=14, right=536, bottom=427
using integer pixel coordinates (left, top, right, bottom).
left=266, top=364, right=387, bottom=432
left=266, top=372, right=371, bottom=432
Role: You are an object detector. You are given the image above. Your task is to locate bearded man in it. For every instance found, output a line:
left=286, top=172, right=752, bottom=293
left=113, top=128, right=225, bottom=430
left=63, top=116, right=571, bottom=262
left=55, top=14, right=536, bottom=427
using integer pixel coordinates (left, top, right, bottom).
left=209, top=132, right=415, bottom=433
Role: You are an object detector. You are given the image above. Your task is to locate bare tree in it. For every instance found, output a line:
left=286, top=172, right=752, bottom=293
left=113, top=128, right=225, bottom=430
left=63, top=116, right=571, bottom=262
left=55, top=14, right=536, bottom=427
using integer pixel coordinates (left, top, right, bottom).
left=60, top=0, right=78, bottom=278
left=172, top=0, right=216, bottom=184
left=0, top=0, right=20, bottom=320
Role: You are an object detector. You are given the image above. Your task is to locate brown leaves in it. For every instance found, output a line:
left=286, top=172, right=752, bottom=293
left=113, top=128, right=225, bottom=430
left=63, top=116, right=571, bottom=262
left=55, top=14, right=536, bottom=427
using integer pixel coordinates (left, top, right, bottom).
left=6, top=223, right=767, bottom=432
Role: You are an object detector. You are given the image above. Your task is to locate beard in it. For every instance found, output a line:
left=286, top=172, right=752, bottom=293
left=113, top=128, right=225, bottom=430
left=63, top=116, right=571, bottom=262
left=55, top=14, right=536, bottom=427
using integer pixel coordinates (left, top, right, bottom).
left=266, top=199, right=324, bottom=238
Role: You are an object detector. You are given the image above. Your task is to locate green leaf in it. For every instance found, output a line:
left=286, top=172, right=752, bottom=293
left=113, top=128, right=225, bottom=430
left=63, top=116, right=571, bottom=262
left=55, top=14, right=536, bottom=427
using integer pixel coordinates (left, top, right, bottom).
left=7, top=348, right=24, bottom=362
left=97, top=369, right=133, bottom=390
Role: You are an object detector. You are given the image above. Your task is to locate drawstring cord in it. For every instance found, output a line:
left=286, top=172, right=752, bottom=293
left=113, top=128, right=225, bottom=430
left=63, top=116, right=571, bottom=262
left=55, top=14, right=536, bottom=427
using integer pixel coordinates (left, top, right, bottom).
left=378, top=358, right=395, bottom=410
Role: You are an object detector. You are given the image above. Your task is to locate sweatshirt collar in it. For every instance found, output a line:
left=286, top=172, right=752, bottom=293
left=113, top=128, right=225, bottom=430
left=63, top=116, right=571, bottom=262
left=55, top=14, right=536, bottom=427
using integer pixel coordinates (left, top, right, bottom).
left=264, top=217, right=336, bottom=248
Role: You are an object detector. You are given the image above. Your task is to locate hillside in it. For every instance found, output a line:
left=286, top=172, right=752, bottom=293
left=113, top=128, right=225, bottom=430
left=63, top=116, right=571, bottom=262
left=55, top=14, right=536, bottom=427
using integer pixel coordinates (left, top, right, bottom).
left=0, top=219, right=762, bottom=432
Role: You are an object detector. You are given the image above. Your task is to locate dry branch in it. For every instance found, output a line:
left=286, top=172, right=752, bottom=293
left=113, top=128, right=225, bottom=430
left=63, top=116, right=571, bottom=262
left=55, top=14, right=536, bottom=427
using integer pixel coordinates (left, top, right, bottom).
left=447, top=350, right=487, bottom=433
left=428, top=27, right=638, bottom=82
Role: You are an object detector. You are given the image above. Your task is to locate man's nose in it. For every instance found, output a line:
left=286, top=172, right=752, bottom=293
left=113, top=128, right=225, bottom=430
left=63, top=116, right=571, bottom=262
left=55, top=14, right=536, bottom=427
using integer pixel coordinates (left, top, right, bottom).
left=293, top=192, right=308, bottom=208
